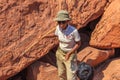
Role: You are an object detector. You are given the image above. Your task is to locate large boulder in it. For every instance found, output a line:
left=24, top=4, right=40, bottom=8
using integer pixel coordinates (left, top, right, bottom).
left=77, top=46, right=114, bottom=67
left=90, top=0, right=120, bottom=48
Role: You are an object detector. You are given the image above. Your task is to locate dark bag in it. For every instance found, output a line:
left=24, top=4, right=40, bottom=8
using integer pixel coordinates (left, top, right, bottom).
left=77, top=62, right=94, bottom=80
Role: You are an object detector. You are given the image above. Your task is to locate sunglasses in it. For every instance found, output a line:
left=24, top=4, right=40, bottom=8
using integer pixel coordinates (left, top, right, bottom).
left=57, top=21, right=66, bottom=24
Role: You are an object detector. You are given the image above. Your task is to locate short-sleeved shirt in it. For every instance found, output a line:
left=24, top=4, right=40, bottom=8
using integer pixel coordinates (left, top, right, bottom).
left=55, top=24, right=81, bottom=52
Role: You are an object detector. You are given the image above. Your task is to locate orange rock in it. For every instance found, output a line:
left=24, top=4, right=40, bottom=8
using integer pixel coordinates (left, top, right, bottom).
left=26, top=61, right=59, bottom=80
left=93, top=58, right=120, bottom=80
left=90, top=0, right=120, bottom=48
left=77, top=46, right=114, bottom=67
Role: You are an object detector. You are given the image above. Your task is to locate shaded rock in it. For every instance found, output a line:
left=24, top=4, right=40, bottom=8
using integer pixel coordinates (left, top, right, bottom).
left=79, top=33, right=90, bottom=50
left=26, top=61, right=59, bottom=80
left=90, top=0, right=120, bottom=48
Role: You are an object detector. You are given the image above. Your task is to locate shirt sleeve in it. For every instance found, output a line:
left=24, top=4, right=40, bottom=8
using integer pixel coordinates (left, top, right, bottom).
left=73, top=29, right=81, bottom=42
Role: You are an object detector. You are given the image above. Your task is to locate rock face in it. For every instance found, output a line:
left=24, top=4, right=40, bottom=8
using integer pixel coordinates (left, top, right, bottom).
left=0, top=0, right=108, bottom=79
left=0, top=0, right=120, bottom=80
left=0, top=0, right=59, bottom=79
left=90, top=0, right=120, bottom=48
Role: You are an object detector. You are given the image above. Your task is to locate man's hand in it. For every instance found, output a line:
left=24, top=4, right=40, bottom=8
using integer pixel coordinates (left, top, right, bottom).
left=41, top=33, right=57, bottom=39
left=65, top=53, right=71, bottom=61
left=65, top=41, right=81, bottom=61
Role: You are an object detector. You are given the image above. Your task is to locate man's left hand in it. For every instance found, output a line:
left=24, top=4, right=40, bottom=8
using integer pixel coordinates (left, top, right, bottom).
left=65, top=53, right=71, bottom=61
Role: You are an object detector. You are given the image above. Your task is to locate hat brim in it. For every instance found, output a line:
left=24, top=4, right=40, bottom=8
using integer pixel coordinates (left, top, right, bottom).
left=54, top=18, right=71, bottom=21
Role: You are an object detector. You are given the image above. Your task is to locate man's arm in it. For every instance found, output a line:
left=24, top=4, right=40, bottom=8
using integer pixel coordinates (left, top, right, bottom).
left=41, top=33, right=57, bottom=39
left=65, top=41, right=81, bottom=61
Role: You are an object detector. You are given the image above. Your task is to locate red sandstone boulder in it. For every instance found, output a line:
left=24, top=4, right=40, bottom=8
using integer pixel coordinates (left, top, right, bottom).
left=77, top=46, right=114, bottom=67
left=90, top=0, right=120, bottom=48
left=26, top=61, right=59, bottom=80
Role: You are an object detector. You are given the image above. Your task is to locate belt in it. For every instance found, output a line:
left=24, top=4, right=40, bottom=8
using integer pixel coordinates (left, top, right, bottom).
left=58, top=47, right=68, bottom=53
left=58, top=47, right=77, bottom=54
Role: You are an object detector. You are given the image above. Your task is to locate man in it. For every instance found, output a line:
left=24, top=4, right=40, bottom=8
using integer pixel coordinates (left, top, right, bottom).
left=44, top=10, right=81, bottom=80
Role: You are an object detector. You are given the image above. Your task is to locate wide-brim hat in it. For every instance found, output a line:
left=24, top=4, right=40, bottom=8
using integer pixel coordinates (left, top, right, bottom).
left=54, top=10, right=71, bottom=21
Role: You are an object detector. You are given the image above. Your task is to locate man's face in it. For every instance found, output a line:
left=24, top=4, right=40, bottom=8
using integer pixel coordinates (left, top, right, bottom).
left=58, top=21, right=68, bottom=30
